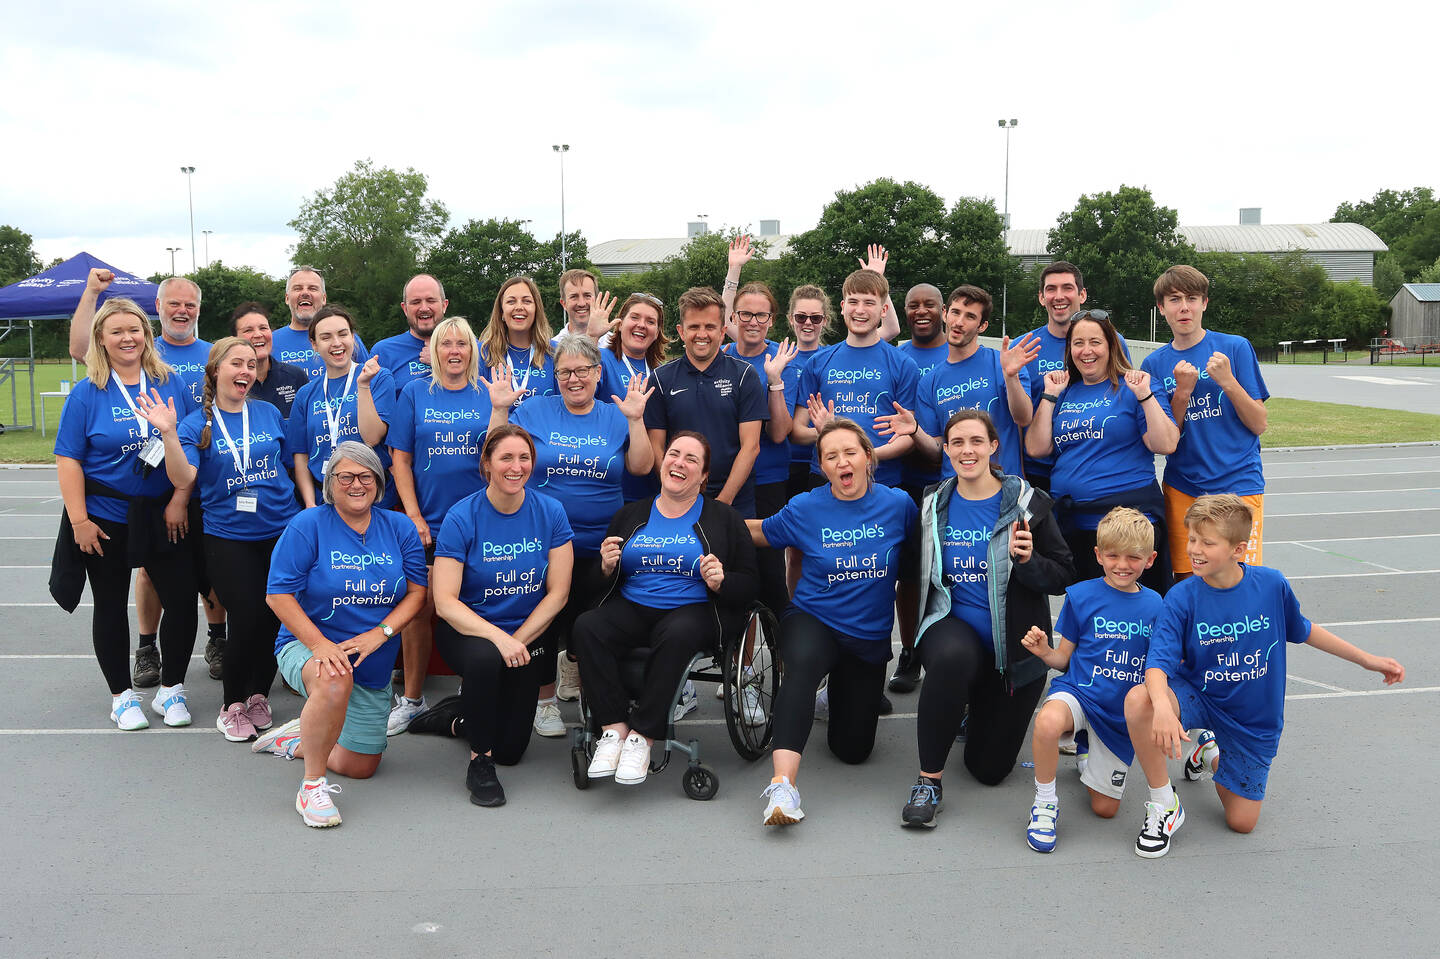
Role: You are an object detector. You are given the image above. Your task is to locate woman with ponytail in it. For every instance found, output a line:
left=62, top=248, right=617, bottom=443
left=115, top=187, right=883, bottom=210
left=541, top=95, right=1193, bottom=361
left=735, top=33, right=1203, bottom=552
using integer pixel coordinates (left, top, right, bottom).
left=136, top=338, right=300, bottom=741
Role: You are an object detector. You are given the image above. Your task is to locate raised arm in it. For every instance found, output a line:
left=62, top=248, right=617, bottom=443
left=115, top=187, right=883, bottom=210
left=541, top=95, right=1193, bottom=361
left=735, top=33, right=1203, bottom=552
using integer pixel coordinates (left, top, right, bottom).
left=1125, top=370, right=1179, bottom=455
left=69, top=269, right=112, bottom=362
left=722, top=235, right=753, bottom=343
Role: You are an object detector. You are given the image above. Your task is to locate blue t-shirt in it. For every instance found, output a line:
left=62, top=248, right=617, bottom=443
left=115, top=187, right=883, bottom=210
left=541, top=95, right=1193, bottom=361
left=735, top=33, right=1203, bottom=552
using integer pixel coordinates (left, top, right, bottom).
left=596, top=350, right=659, bottom=503
left=1021, top=324, right=1130, bottom=478
left=724, top=340, right=800, bottom=485
left=789, top=347, right=822, bottom=465
left=896, top=339, right=950, bottom=486
left=619, top=497, right=709, bottom=609
left=387, top=379, right=488, bottom=529
left=1048, top=578, right=1165, bottom=763
left=372, top=331, right=432, bottom=402
left=267, top=505, right=427, bottom=690
left=156, top=338, right=211, bottom=407
left=762, top=483, right=917, bottom=655
left=1142, top=330, right=1269, bottom=497
left=481, top=344, right=557, bottom=413
left=917, top=348, right=1031, bottom=480
left=434, top=489, right=573, bottom=634
left=1147, top=564, right=1312, bottom=757
left=269, top=326, right=370, bottom=381
left=178, top=402, right=298, bottom=540
left=285, top=365, right=397, bottom=483
left=53, top=372, right=197, bottom=523
left=797, top=340, right=920, bottom=487
left=1049, top=379, right=1171, bottom=529
left=940, top=488, right=1000, bottom=647
left=513, top=397, right=631, bottom=556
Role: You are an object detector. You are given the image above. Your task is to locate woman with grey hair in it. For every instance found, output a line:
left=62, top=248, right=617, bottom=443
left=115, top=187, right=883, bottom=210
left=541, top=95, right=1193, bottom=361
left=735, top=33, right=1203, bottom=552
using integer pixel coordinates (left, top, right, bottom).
left=479, top=336, right=654, bottom=735
left=251, top=441, right=428, bottom=828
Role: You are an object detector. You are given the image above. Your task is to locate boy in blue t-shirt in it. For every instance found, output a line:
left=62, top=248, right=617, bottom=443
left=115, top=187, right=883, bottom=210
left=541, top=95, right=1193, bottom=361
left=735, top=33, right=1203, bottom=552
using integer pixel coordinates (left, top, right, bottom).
left=1124, top=495, right=1404, bottom=858
left=1020, top=507, right=1163, bottom=853
left=1141, top=266, right=1269, bottom=579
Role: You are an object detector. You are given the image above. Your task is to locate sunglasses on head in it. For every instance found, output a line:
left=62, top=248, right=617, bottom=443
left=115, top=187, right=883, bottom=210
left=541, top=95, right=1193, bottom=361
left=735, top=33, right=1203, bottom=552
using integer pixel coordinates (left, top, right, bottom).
left=1068, top=309, right=1109, bottom=324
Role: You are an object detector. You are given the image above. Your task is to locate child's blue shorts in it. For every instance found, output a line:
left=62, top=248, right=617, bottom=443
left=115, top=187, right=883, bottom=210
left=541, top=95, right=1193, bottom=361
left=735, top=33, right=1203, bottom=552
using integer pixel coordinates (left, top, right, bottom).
left=1170, top=677, right=1273, bottom=801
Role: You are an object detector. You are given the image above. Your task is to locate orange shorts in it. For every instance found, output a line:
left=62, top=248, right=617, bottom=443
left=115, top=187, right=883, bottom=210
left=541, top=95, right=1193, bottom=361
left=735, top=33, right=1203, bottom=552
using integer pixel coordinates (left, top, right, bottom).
left=1163, top=486, right=1264, bottom=574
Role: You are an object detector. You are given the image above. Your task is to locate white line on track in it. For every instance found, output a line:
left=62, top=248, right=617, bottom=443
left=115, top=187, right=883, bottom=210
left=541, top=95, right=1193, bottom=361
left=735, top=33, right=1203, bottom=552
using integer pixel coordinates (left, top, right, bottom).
left=1287, top=569, right=1440, bottom=581
left=1291, top=542, right=1400, bottom=572
left=1285, top=686, right=1440, bottom=701
left=0, top=495, right=57, bottom=499
left=0, top=654, right=205, bottom=660
left=1268, top=507, right=1440, bottom=517
left=1288, top=675, right=1348, bottom=692
left=1267, top=470, right=1440, bottom=480
left=1263, top=454, right=1440, bottom=467
left=1267, top=487, right=1439, bottom=497
left=1270, top=534, right=1440, bottom=545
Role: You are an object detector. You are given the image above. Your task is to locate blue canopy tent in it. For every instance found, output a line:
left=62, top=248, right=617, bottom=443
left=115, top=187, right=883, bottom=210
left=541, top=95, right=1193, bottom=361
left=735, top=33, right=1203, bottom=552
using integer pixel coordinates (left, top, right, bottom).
left=0, top=253, right=160, bottom=433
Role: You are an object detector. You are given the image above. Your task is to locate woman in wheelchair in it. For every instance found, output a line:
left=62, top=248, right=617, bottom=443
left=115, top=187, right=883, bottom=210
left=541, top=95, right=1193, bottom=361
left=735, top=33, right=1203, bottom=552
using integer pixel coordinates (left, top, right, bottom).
left=573, top=431, right=757, bottom=786
left=746, top=417, right=918, bottom=826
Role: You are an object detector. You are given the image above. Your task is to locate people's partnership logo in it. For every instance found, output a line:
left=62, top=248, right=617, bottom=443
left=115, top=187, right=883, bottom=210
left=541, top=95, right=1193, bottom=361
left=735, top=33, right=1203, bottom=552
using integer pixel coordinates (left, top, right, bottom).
left=423, top=407, right=486, bottom=425
left=483, top=537, right=544, bottom=560
left=934, top=377, right=993, bottom=404
left=330, top=549, right=396, bottom=571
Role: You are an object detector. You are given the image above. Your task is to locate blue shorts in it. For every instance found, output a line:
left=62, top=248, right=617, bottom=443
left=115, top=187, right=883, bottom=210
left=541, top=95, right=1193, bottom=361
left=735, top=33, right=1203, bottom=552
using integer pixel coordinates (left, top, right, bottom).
left=1170, top=677, right=1272, bottom=801
left=276, top=640, right=391, bottom=756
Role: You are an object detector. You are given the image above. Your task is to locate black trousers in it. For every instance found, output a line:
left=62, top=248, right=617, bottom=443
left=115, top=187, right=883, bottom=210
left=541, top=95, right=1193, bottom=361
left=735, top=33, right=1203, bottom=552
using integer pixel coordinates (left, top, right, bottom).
left=204, top=534, right=280, bottom=706
left=82, top=517, right=198, bottom=694
left=572, top=597, right=718, bottom=741
left=915, top=616, right=1045, bottom=783
left=554, top=553, right=604, bottom=657
left=434, top=620, right=550, bottom=764
left=770, top=610, right=887, bottom=764
left=753, top=480, right=789, bottom=617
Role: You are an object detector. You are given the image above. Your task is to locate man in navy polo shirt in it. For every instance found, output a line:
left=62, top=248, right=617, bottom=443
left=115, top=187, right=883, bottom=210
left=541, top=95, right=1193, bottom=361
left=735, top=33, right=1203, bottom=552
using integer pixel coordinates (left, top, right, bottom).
left=644, top=287, right=767, bottom=517
left=372, top=274, right=446, bottom=400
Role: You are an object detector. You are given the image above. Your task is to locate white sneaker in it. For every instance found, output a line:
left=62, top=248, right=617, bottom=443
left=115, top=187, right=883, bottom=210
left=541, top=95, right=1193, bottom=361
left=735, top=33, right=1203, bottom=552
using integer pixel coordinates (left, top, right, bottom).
left=556, top=655, right=581, bottom=702
left=673, top=680, right=699, bottom=723
left=615, top=732, right=651, bottom=785
left=386, top=695, right=428, bottom=736
left=150, top=685, right=191, bottom=727
left=533, top=700, right=566, bottom=737
left=762, top=776, right=805, bottom=825
left=740, top=684, right=766, bottom=727
left=296, top=777, right=342, bottom=828
left=588, top=729, right=623, bottom=778
left=814, top=685, right=829, bottom=723
left=110, top=690, right=149, bottom=731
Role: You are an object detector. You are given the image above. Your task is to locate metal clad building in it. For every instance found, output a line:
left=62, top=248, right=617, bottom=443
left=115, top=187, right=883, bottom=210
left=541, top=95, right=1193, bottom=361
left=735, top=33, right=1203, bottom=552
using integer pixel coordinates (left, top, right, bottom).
left=1388, top=283, right=1440, bottom=347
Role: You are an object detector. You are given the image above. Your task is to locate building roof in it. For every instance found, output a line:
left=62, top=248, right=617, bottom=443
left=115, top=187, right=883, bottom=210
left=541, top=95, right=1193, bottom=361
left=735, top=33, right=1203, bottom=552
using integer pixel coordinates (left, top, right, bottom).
left=1005, top=223, right=1387, bottom=257
left=1398, top=283, right=1440, bottom=303
left=591, top=234, right=795, bottom=267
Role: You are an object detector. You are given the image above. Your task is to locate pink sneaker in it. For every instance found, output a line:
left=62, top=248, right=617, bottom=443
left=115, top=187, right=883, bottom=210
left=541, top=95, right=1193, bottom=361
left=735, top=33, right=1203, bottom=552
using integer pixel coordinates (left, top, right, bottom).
left=216, top=702, right=258, bottom=742
left=244, top=694, right=273, bottom=731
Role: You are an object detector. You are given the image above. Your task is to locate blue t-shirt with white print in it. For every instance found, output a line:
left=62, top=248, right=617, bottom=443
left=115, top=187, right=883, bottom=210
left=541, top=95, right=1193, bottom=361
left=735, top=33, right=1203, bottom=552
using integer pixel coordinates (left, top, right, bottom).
left=918, top=348, right=1030, bottom=480
left=619, top=496, right=709, bottom=609
left=178, top=401, right=298, bottom=540
left=940, top=488, right=1000, bottom=647
left=1049, top=379, right=1171, bottom=529
left=797, top=340, right=920, bottom=487
left=156, top=337, right=211, bottom=407
left=269, top=326, right=370, bottom=381
left=481, top=343, right=557, bottom=413
left=724, top=339, right=800, bottom=485
left=387, top=379, right=487, bottom=530
left=1021, top=324, right=1130, bottom=478
left=371, top=331, right=432, bottom=402
left=285, top=365, right=397, bottom=484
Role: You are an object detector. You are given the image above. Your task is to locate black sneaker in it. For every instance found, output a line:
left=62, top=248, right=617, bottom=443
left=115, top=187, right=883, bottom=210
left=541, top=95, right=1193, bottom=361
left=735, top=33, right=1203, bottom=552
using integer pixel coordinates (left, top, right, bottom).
left=902, top=776, right=943, bottom=828
left=467, top=755, right=506, bottom=807
left=205, top=637, right=225, bottom=681
left=878, top=692, right=894, bottom=716
left=887, top=648, right=922, bottom=693
left=408, top=695, right=463, bottom=737
left=132, top=644, right=160, bottom=688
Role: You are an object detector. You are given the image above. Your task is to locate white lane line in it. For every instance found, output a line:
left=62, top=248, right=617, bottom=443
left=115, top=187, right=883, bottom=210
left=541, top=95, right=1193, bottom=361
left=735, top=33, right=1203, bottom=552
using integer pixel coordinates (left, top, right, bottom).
left=1265, top=455, right=1440, bottom=466
left=1317, top=617, right=1440, bottom=627
left=1268, top=470, right=1440, bottom=480
left=0, top=537, right=55, bottom=540
left=1289, top=675, right=1348, bottom=692
left=1291, top=542, right=1401, bottom=573
left=1270, top=534, right=1440, bottom=545
left=0, top=728, right=218, bottom=736
left=1268, top=507, right=1440, bottom=517
left=1288, top=569, right=1440, bottom=581
left=0, top=566, right=48, bottom=569
left=1267, top=487, right=1438, bottom=497
left=0, top=495, right=60, bottom=499
left=0, top=654, right=205, bottom=660
left=1285, top=686, right=1440, bottom=701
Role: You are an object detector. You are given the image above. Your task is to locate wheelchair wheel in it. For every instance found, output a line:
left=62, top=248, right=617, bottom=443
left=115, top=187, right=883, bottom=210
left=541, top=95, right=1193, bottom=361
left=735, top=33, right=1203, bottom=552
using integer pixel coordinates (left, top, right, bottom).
left=571, top=745, right=590, bottom=790
left=682, top=764, right=719, bottom=801
left=722, top=603, right=780, bottom=761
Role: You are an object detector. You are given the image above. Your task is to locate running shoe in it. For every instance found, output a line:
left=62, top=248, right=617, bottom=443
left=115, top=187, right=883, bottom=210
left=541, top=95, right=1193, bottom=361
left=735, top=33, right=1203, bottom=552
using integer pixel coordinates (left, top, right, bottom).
left=887, top=648, right=921, bottom=693
left=296, top=778, right=342, bottom=828
left=588, top=729, right=623, bottom=779
left=740, top=684, right=766, bottom=727
left=132, top=644, right=160, bottom=688
left=615, top=732, right=651, bottom=785
left=814, top=685, right=829, bottom=723
left=110, top=690, right=149, bottom=731
left=252, top=717, right=302, bottom=759
left=216, top=702, right=257, bottom=742
left=556, top=655, right=581, bottom=702
left=1135, top=792, right=1186, bottom=859
left=1026, top=801, right=1060, bottom=853
left=1184, top=729, right=1218, bottom=782
left=407, top=695, right=463, bottom=737
left=673, top=680, right=699, bottom=723
left=762, top=776, right=804, bottom=826
left=386, top=695, right=428, bottom=736
left=243, top=694, right=273, bottom=732
left=205, top=636, right=225, bottom=681
left=150, top=685, right=191, bottom=727
left=466, top=755, right=506, bottom=807
left=902, top=777, right=943, bottom=828
left=533, top=701, right=566, bottom=738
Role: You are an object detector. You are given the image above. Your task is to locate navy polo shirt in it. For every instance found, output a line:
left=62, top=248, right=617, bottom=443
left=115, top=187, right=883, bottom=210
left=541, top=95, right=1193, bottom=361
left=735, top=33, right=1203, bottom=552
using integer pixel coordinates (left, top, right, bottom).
left=644, top=351, right=767, bottom=512
left=249, top=360, right=309, bottom=418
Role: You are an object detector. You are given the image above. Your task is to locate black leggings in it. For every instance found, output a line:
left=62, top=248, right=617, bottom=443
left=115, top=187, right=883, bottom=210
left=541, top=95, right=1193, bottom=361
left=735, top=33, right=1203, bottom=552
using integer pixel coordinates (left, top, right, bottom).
left=770, top=610, right=887, bottom=764
left=572, top=597, right=718, bottom=741
left=82, top=517, right=198, bottom=694
left=554, top=553, right=604, bottom=656
left=916, top=616, right=1045, bottom=783
left=204, top=534, right=280, bottom=706
left=433, top=620, right=550, bottom=764
left=753, top=481, right=789, bottom=617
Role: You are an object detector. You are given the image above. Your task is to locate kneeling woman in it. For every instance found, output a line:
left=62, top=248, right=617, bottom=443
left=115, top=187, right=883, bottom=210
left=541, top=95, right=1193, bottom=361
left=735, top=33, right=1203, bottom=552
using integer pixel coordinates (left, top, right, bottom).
left=901, top=410, right=1074, bottom=827
left=573, top=431, right=757, bottom=786
left=253, top=442, right=427, bottom=828
left=746, top=418, right=918, bottom=826
left=422, top=424, right=574, bottom=807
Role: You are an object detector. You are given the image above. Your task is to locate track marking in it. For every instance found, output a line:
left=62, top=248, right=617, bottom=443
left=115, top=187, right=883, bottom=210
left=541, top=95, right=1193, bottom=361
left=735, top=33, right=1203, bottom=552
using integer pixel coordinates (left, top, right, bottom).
left=1288, top=675, right=1347, bottom=692
left=1287, top=569, right=1440, bottom=581
left=1285, top=686, right=1440, bottom=701
left=1291, top=542, right=1400, bottom=572
left=1267, top=487, right=1439, bottom=497
left=1269, top=534, right=1440, bottom=545
left=1268, top=470, right=1440, bottom=480
left=1317, top=617, right=1440, bottom=627
left=1268, top=507, right=1440, bottom=518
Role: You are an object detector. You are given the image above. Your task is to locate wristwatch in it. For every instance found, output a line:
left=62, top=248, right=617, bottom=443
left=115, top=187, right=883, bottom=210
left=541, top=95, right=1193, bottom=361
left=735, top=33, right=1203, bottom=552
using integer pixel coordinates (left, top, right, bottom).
left=378, top=622, right=395, bottom=639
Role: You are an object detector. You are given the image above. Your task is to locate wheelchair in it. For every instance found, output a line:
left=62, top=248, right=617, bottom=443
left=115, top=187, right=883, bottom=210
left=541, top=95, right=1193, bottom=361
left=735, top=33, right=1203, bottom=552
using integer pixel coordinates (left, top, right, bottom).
left=569, top=602, right=780, bottom=800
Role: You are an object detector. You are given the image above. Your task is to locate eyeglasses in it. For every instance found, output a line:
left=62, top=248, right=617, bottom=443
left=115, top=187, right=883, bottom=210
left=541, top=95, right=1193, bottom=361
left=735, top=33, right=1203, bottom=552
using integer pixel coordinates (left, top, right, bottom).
left=555, top=365, right=598, bottom=380
left=736, top=310, right=773, bottom=323
left=792, top=312, right=825, bottom=324
left=333, top=471, right=376, bottom=487
left=1068, top=309, right=1110, bottom=323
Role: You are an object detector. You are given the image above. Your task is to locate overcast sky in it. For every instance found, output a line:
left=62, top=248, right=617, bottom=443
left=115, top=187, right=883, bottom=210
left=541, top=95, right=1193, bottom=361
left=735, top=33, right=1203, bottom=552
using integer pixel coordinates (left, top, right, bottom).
left=3, top=0, right=1432, bottom=280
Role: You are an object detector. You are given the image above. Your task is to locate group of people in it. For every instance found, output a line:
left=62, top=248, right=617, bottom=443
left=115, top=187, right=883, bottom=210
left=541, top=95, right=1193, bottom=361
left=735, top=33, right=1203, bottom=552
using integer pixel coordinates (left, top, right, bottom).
left=50, top=250, right=1404, bottom=855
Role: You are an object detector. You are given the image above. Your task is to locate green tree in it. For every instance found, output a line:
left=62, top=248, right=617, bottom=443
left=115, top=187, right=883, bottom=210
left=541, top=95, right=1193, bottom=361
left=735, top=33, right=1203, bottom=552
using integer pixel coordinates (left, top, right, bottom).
left=1373, top=253, right=1406, bottom=300
left=1047, top=185, right=1196, bottom=337
left=423, top=218, right=591, bottom=329
left=288, top=159, right=449, bottom=344
left=0, top=225, right=42, bottom=287
left=1332, top=187, right=1440, bottom=279
left=1311, top=281, right=1389, bottom=344
left=185, top=261, right=286, bottom=342
left=936, top=197, right=1029, bottom=334
left=1194, top=250, right=1329, bottom=347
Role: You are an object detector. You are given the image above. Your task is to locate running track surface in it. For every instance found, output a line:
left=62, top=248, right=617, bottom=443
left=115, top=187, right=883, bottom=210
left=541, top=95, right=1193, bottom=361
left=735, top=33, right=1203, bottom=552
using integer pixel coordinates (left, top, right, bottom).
left=1, top=444, right=1436, bottom=958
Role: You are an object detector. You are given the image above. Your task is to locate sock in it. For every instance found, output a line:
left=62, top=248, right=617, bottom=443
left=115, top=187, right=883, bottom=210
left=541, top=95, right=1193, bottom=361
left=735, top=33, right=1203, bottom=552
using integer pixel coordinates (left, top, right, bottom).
left=1149, top=782, right=1175, bottom=807
left=207, top=622, right=227, bottom=641
left=138, top=633, right=157, bottom=648
left=1034, top=778, right=1058, bottom=805
left=1202, top=739, right=1221, bottom=773
left=919, top=775, right=943, bottom=799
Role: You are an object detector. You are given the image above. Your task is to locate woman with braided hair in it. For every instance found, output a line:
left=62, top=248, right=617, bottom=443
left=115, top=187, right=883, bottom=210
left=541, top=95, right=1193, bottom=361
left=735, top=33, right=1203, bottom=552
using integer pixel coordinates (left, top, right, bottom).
left=136, top=337, right=300, bottom=741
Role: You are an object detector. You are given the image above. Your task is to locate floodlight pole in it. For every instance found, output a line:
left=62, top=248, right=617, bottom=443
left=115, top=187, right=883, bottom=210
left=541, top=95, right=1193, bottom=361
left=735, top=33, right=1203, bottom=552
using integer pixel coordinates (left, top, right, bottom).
left=202, top=230, right=213, bottom=268
left=552, top=144, right=570, bottom=270
left=166, top=247, right=182, bottom=275
left=180, top=166, right=196, bottom=273
left=997, top=119, right=1018, bottom=337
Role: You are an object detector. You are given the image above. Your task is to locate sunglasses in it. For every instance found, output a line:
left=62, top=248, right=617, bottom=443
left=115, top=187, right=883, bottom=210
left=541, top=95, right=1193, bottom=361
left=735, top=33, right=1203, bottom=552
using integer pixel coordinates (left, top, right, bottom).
left=1068, top=309, right=1110, bottom=323
left=792, top=312, right=826, bottom=324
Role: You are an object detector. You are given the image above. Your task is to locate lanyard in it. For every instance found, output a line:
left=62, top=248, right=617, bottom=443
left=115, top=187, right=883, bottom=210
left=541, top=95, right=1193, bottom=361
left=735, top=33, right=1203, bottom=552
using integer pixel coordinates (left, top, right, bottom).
left=212, top=404, right=251, bottom=474
left=621, top=353, right=647, bottom=379
left=506, top=345, right=534, bottom=394
left=321, top=363, right=357, bottom=453
left=110, top=370, right=151, bottom=438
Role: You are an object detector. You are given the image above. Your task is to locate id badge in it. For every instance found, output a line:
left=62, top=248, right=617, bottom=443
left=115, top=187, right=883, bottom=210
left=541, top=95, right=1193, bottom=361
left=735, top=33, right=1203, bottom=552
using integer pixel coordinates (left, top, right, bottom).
left=138, top=436, right=165, bottom=468
left=320, top=457, right=331, bottom=477
left=235, top=489, right=258, bottom=513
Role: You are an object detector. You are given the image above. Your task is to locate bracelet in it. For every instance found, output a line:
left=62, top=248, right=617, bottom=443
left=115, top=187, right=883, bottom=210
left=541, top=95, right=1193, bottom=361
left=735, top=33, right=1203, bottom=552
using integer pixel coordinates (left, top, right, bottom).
left=768, top=383, right=786, bottom=392
left=1138, top=392, right=1154, bottom=404
left=723, top=279, right=739, bottom=290
left=1040, top=393, right=1059, bottom=404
